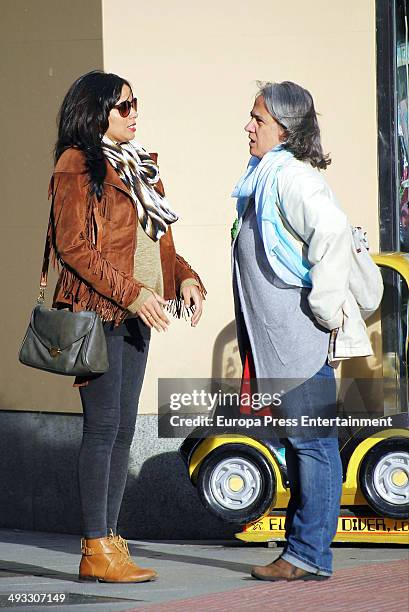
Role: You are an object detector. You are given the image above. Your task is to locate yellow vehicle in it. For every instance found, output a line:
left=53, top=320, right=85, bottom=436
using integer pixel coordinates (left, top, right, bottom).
left=180, top=254, right=409, bottom=544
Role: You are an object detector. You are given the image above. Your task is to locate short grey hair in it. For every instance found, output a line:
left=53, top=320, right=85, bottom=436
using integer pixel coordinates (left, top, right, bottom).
left=257, top=80, right=331, bottom=169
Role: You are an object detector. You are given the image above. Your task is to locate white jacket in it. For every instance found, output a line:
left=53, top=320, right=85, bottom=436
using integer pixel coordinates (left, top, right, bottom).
left=276, top=158, right=382, bottom=361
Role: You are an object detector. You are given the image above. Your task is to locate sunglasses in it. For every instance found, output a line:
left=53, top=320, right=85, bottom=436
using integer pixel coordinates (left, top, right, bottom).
left=113, top=97, right=138, bottom=118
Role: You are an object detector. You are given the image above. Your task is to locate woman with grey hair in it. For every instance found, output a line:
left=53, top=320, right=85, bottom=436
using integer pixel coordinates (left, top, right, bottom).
left=232, top=81, right=372, bottom=581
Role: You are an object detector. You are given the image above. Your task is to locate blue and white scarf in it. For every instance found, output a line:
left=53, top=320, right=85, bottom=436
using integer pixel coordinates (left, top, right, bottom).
left=232, top=144, right=312, bottom=287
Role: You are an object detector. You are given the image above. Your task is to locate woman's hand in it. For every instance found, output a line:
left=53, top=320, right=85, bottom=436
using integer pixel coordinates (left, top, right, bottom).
left=181, top=285, right=203, bottom=327
left=136, top=292, right=170, bottom=332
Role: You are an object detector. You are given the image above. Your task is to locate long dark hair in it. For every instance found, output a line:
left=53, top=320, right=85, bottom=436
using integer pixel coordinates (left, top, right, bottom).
left=54, top=70, right=132, bottom=199
left=258, top=81, right=331, bottom=170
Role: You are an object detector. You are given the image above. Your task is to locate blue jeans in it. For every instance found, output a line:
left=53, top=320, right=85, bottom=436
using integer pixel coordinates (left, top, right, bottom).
left=280, top=362, right=343, bottom=576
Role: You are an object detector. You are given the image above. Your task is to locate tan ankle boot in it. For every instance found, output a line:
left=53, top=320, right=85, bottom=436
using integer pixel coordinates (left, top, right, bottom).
left=108, top=529, right=130, bottom=557
left=79, top=535, right=157, bottom=583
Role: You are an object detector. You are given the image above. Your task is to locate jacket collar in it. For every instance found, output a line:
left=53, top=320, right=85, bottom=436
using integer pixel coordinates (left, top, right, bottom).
left=104, top=161, right=132, bottom=198
left=53, top=147, right=132, bottom=199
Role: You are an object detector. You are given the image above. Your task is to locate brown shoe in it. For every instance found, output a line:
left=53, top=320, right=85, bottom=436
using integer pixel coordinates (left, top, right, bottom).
left=251, top=558, right=329, bottom=582
left=79, top=535, right=157, bottom=583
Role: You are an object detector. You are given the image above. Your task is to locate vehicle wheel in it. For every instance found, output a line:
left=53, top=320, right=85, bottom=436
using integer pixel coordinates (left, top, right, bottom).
left=359, top=438, right=409, bottom=519
left=196, top=443, right=276, bottom=524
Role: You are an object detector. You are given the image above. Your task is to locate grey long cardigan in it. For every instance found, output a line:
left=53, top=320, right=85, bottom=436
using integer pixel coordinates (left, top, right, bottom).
left=232, top=198, right=329, bottom=381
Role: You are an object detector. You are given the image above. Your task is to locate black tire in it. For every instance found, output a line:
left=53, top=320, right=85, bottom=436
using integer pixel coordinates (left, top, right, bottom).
left=196, top=443, right=276, bottom=524
left=359, top=438, right=409, bottom=519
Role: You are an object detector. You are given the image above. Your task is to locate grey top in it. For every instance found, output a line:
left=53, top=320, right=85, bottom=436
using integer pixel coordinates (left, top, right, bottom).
left=232, top=199, right=329, bottom=381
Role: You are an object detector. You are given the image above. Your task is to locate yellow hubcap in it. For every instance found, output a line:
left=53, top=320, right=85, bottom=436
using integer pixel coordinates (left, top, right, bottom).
left=391, top=469, right=408, bottom=487
left=228, top=475, right=244, bottom=492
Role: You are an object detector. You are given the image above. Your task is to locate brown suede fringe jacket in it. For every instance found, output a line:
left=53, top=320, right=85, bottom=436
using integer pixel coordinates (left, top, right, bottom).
left=48, top=148, right=206, bottom=325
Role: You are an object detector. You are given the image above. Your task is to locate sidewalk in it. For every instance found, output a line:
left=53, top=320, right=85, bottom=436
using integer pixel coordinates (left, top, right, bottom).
left=0, top=528, right=407, bottom=611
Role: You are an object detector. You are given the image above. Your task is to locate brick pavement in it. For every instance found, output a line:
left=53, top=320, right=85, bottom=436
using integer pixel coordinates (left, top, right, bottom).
left=128, top=559, right=409, bottom=612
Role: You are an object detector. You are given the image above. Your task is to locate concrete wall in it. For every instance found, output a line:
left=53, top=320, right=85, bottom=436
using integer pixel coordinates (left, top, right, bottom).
left=0, top=411, right=236, bottom=539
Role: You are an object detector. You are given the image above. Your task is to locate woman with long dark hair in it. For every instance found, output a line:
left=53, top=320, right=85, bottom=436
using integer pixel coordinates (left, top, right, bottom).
left=232, top=81, right=373, bottom=581
left=50, top=70, right=205, bottom=582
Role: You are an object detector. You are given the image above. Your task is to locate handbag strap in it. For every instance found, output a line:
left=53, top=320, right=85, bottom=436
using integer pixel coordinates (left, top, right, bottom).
left=37, top=215, right=52, bottom=304
left=37, top=178, right=56, bottom=304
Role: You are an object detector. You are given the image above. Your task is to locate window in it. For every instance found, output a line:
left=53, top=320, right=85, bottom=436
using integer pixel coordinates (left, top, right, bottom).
left=397, top=1, right=409, bottom=250
left=377, top=0, right=409, bottom=252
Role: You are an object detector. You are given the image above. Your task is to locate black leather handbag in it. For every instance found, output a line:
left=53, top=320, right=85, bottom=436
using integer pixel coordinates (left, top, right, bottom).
left=18, top=214, right=109, bottom=376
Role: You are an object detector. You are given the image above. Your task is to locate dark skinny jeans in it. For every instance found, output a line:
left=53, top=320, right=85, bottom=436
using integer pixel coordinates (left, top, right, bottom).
left=78, top=318, right=150, bottom=538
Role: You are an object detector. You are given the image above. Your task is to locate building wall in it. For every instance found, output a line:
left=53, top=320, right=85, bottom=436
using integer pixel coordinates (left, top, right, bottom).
left=0, top=0, right=103, bottom=412
left=0, top=0, right=381, bottom=540
left=102, top=0, right=379, bottom=415
left=1, top=0, right=378, bottom=414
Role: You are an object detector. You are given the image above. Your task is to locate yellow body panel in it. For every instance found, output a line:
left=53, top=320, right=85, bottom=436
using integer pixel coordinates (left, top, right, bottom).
left=238, top=515, right=409, bottom=545
left=340, top=428, right=409, bottom=505
left=372, top=252, right=409, bottom=284
left=189, top=435, right=288, bottom=508
left=189, top=254, right=409, bottom=542
left=373, top=254, right=409, bottom=368
left=190, top=429, right=409, bottom=511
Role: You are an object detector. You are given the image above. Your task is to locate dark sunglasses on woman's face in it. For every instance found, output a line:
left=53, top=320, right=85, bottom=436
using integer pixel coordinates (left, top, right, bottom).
left=113, top=97, right=138, bottom=118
